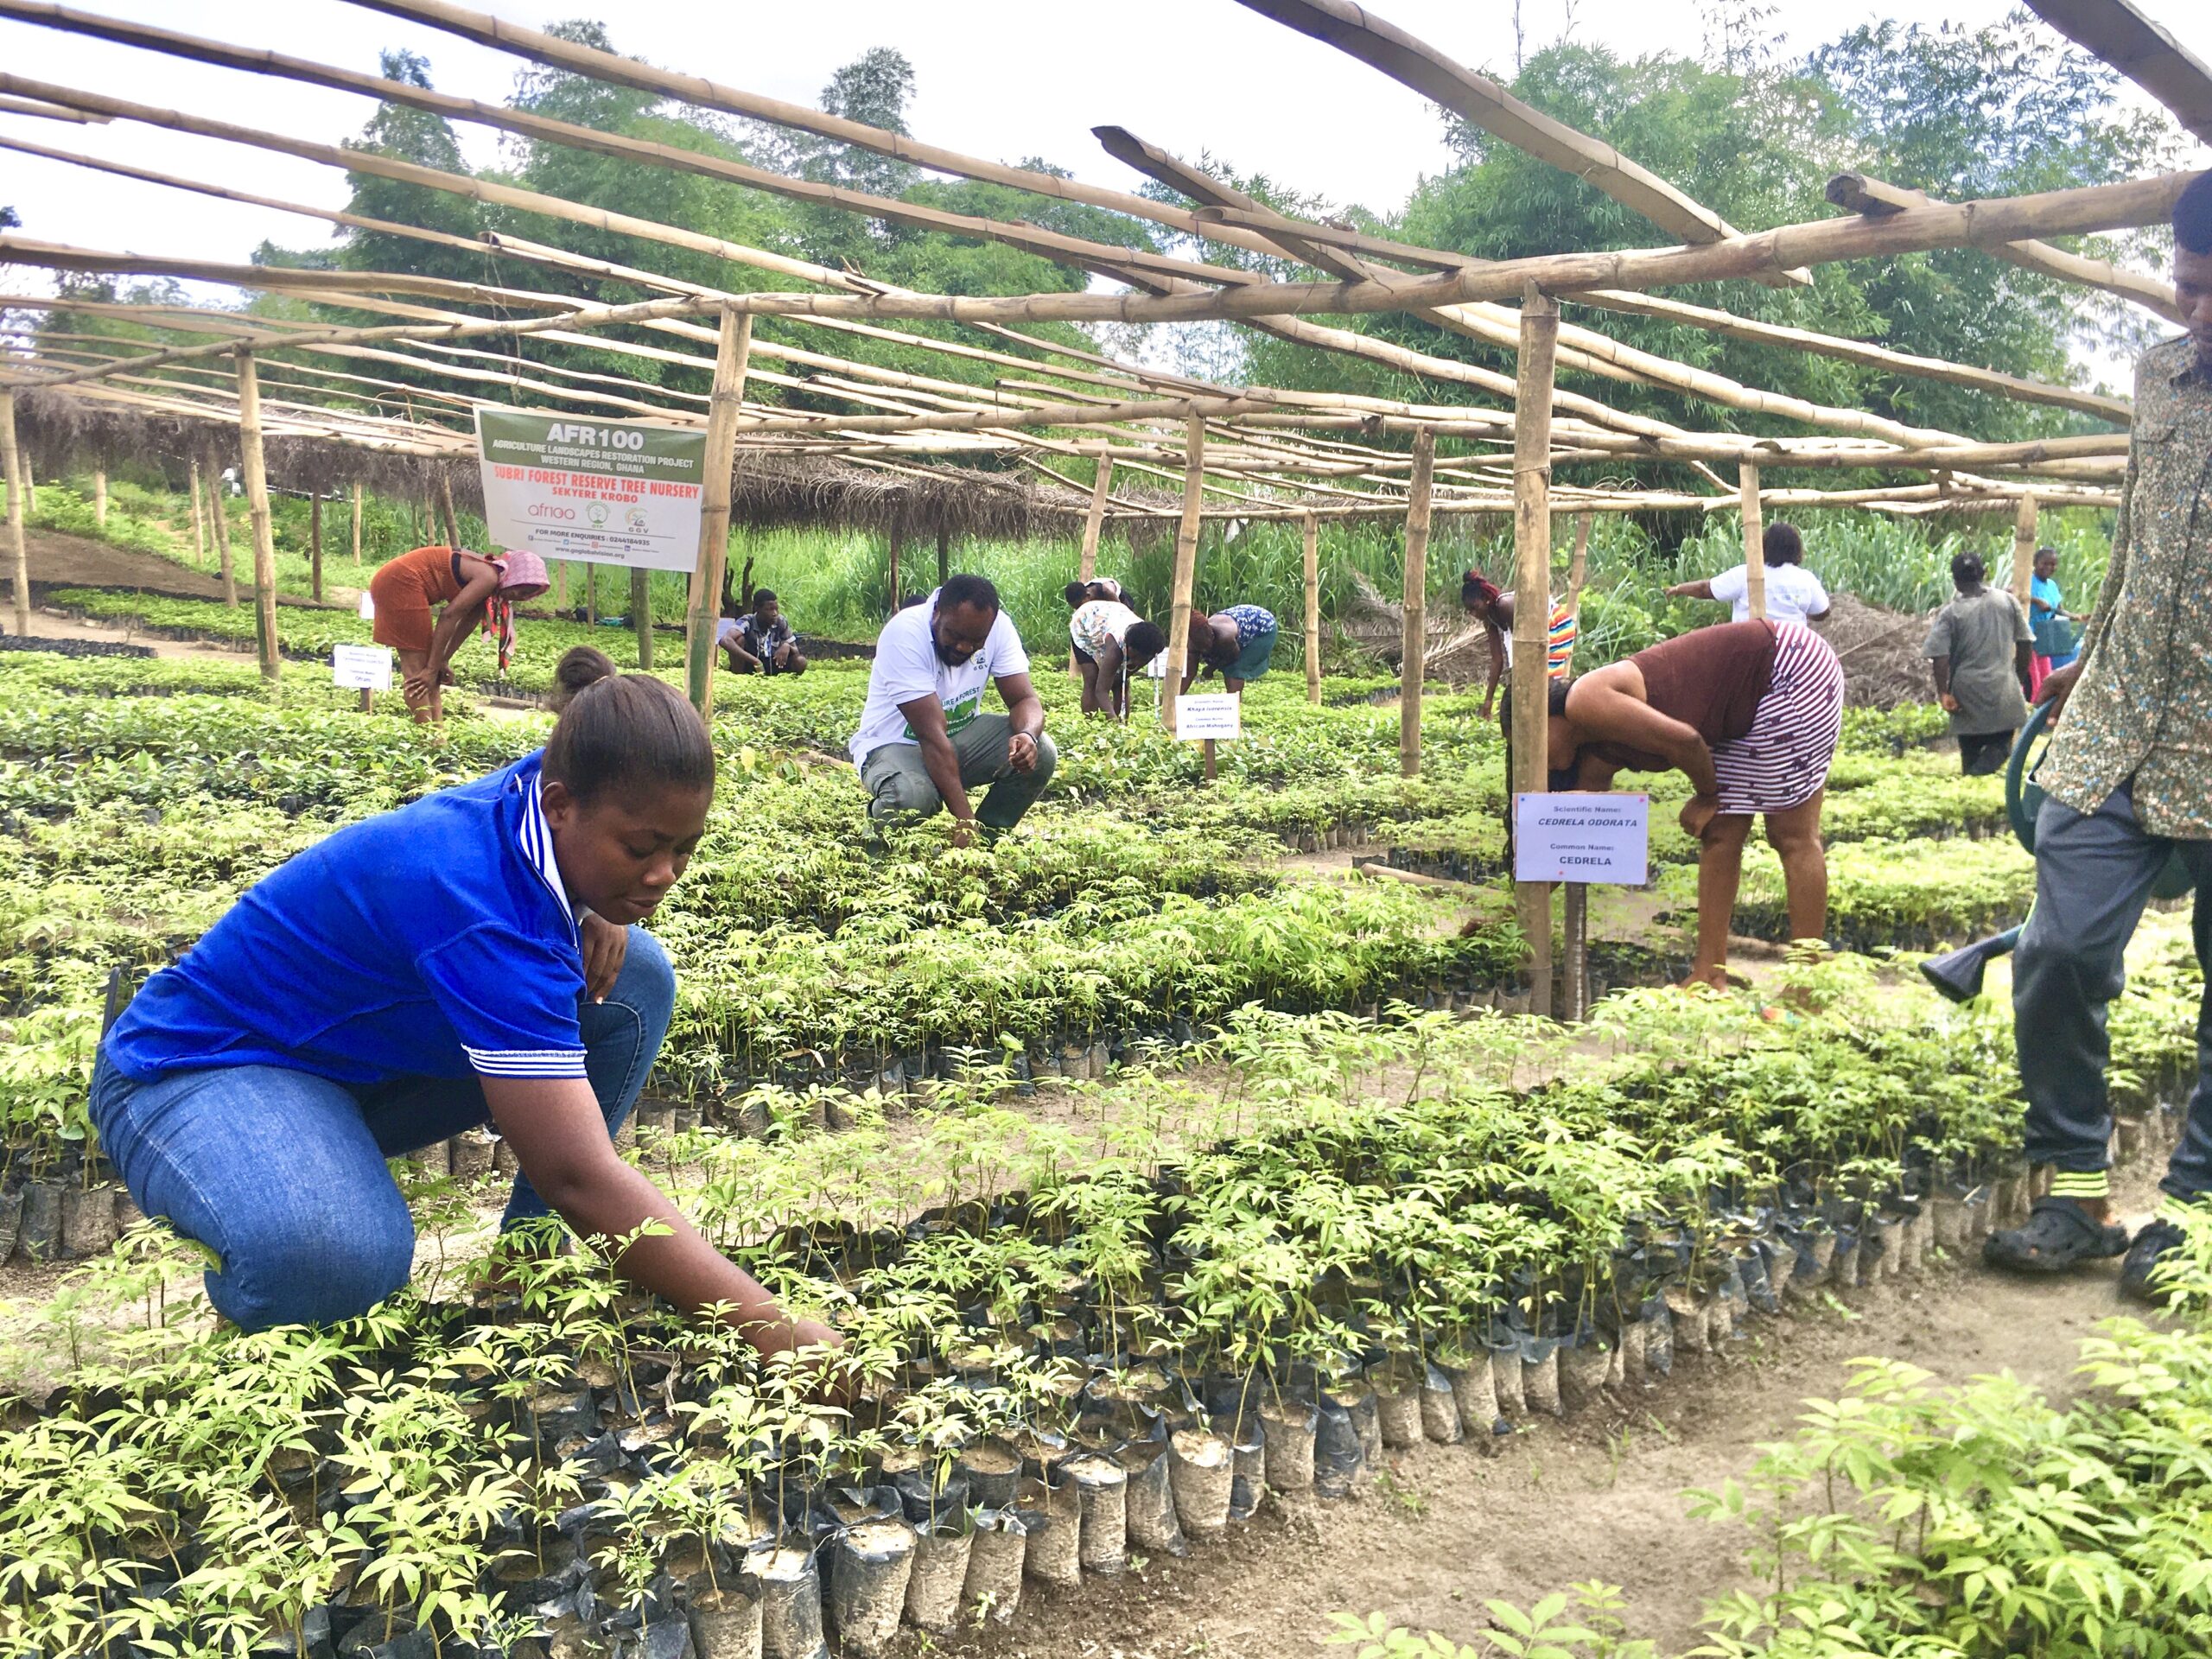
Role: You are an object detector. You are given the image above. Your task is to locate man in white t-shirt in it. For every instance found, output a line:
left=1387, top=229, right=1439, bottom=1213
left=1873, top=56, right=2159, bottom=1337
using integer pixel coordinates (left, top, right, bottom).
left=850, top=575, right=1055, bottom=843
left=1666, top=522, right=1833, bottom=626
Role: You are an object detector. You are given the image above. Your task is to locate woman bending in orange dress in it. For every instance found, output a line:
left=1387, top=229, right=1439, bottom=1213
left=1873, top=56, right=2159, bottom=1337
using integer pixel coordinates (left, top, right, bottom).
left=367, top=545, right=549, bottom=721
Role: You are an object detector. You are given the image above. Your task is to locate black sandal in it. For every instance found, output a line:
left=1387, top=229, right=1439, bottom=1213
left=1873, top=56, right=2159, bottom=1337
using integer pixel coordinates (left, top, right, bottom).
left=1983, top=1195, right=2129, bottom=1274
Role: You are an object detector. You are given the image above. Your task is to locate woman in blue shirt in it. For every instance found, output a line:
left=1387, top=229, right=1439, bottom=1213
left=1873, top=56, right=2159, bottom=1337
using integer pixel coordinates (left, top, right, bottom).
left=93, top=649, right=836, bottom=1363
left=2028, top=546, right=2080, bottom=697
left=1181, top=604, right=1280, bottom=692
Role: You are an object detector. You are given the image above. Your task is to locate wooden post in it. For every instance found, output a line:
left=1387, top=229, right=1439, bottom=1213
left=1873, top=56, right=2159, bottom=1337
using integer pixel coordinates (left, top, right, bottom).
left=234, top=350, right=282, bottom=682
left=309, top=491, right=323, bottom=603
left=1, top=391, right=29, bottom=638
left=92, top=467, right=107, bottom=529
left=1512, top=286, right=1559, bottom=1020
left=206, top=448, right=236, bottom=607
left=188, top=457, right=206, bottom=566
left=630, top=567, right=653, bottom=670
left=556, top=561, right=569, bottom=612
left=1400, top=427, right=1437, bottom=779
left=1738, top=463, right=1765, bottom=621
left=438, top=474, right=462, bottom=551
left=2011, top=492, right=2038, bottom=607
left=936, top=521, right=950, bottom=587
left=685, top=308, right=752, bottom=717
left=1562, top=884, right=1589, bottom=1020
left=1161, top=416, right=1205, bottom=739
left=1073, top=450, right=1111, bottom=677
left=1302, top=510, right=1322, bottom=706
left=586, top=563, right=597, bottom=626
left=350, top=481, right=363, bottom=563
left=887, top=524, right=904, bottom=615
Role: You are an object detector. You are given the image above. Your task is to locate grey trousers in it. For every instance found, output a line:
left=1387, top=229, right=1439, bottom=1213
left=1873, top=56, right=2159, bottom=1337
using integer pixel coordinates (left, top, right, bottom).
left=859, top=713, right=1058, bottom=831
left=2013, top=782, right=2212, bottom=1198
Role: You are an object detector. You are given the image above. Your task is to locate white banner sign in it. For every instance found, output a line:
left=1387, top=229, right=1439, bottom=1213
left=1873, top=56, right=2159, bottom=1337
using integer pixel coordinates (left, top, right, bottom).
left=1514, top=791, right=1649, bottom=884
left=332, top=644, right=394, bottom=692
left=474, top=407, right=706, bottom=572
left=1174, top=691, right=1242, bottom=741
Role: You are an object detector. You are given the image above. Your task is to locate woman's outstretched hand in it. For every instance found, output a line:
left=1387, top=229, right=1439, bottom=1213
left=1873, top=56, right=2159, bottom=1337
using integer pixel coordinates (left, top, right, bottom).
left=1679, top=794, right=1721, bottom=840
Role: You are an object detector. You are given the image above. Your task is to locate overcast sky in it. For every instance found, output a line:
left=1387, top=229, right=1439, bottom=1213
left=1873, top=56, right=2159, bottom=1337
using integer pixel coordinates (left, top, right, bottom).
left=3, top=0, right=2208, bottom=323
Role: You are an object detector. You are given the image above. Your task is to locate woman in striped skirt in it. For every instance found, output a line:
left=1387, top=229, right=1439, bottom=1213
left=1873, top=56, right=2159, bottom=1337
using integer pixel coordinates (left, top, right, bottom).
left=1532, top=618, right=1845, bottom=990
left=1462, top=573, right=1576, bottom=721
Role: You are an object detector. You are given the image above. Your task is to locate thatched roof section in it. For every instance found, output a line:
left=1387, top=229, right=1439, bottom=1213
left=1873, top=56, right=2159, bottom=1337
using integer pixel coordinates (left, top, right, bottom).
left=11, top=385, right=1110, bottom=543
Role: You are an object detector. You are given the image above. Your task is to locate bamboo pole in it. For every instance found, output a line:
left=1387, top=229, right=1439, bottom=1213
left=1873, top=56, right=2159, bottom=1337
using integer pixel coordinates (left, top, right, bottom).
left=887, top=524, right=903, bottom=615
left=1739, top=464, right=1766, bottom=621
left=92, top=467, right=106, bottom=527
left=350, top=481, right=362, bottom=563
left=555, top=562, right=568, bottom=613
left=1513, top=288, right=1559, bottom=1020
left=686, top=308, right=752, bottom=717
left=586, top=563, right=597, bottom=627
left=309, top=489, right=322, bottom=603
left=1401, top=427, right=1436, bottom=779
left=2012, top=492, right=2039, bottom=608
left=438, top=474, right=461, bottom=550
left=631, top=567, right=653, bottom=670
left=1162, top=416, right=1205, bottom=738
left=1303, top=510, right=1323, bottom=706
left=234, top=350, right=280, bottom=681
left=188, top=456, right=205, bottom=566
left=1, top=391, right=28, bottom=637
left=205, top=448, right=235, bottom=607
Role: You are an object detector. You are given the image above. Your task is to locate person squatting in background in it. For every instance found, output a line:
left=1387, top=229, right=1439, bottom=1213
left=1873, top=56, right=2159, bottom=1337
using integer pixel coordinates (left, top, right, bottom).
left=852, top=574, right=1055, bottom=846
left=1461, top=572, right=1578, bottom=722
left=1923, top=550, right=2033, bottom=777
left=717, top=588, right=807, bottom=677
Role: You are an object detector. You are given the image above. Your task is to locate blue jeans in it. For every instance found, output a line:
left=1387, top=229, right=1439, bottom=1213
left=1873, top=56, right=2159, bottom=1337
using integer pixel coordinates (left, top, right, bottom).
left=88, top=929, right=676, bottom=1331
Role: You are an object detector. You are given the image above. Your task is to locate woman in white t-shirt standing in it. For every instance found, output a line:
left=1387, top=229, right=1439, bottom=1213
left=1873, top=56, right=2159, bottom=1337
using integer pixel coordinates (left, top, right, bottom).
left=1667, top=523, right=1832, bottom=627
left=1065, top=587, right=1168, bottom=720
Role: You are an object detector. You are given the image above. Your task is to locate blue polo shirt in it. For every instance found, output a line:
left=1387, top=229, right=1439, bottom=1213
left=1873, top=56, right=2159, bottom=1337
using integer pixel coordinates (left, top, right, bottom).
left=105, top=753, right=588, bottom=1085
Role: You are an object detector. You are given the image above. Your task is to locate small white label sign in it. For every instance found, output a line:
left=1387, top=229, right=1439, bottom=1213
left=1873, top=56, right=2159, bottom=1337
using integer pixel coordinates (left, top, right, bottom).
left=1514, top=791, right=1649, bottom=884
left=357, top=591, right=376, bottom=620
left=333, top=643, right=394, bottom=692
left=1175, top=691, right=1242, bottom=741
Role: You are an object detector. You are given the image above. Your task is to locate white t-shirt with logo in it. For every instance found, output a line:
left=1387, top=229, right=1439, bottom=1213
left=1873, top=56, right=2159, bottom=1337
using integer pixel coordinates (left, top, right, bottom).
left=850, top=590, right=1031, bottom=766
left=1708, top=562, right=1830, bottom=626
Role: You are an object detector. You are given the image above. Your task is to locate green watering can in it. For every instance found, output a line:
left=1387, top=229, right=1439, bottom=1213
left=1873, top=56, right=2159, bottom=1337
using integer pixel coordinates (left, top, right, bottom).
left=1923, top=696, right=2193, bottom=1002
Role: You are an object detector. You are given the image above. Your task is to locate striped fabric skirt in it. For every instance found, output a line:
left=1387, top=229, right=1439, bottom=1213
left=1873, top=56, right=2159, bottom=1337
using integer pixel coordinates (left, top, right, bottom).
left=1711, top=621, right=1845, bottom=815
left=1545, top=601, right=1578, bottom=678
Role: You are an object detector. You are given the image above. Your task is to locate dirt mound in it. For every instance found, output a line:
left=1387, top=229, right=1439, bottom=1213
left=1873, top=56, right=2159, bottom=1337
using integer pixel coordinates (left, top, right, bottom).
left=1823, top=590, right=1935, bottom=709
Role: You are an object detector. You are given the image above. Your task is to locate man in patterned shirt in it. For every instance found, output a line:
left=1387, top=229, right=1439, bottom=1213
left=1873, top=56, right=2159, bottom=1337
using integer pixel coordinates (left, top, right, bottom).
left=1988, top=171, right=2212, bottom=1298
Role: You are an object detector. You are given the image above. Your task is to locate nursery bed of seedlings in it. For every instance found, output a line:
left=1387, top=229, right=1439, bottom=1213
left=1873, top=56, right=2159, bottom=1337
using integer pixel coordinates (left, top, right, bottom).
left=2, top=948, right=2200, bottom=1659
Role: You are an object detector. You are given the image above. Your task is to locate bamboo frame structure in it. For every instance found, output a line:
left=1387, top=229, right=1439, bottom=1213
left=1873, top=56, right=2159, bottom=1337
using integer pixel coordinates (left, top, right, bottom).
left=1303, top=512, right=1323, bottom=707
left=1512, top=289, right=1560, bottom=1020
left=1740, top=465, right=1767, bottom=622
left=685, top=310, right=752, bottom=717
left=0, top=0, right=2183, bottom=763
left=1402, top=429, right=1436, bottom=779
left=233, top=350, right=281, bottom=680
left=1, top=391, right=28, bottom=637
left=2012, top=493, right=2041, bottom=608
left=1163, top=418, right=1206, bottom=736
